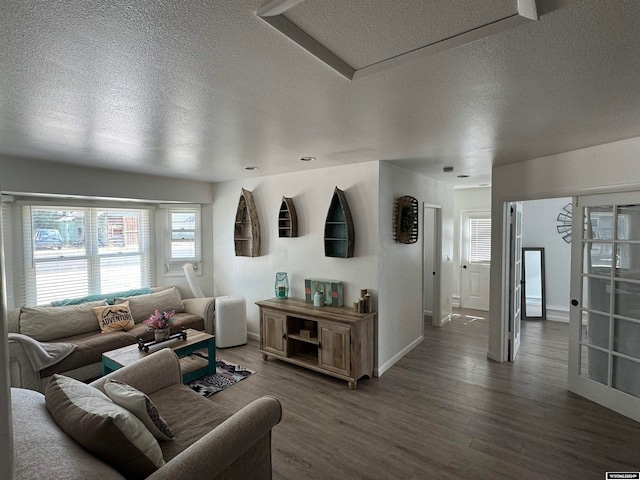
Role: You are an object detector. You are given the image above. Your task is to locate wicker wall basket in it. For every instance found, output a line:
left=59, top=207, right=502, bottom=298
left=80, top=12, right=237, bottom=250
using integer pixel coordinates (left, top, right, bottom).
left=394, top=196, right=419, bottom=244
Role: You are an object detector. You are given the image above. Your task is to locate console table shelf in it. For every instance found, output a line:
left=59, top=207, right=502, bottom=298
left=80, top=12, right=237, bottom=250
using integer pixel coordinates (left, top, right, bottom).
left=256, top=298, right=375, bottom=389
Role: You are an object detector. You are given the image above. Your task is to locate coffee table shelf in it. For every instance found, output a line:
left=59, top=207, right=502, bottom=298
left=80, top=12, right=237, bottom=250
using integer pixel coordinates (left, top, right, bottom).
left=102, top=329, right=215, bottom=384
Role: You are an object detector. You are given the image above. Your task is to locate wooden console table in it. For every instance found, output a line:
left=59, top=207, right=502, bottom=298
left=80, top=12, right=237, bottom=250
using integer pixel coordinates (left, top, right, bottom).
left=256, top=298, right=375, bottom=389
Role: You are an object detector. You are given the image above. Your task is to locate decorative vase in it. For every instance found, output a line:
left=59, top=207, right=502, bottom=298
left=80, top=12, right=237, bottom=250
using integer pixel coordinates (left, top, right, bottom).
left=314, top=290, right=323, bottom=307
left=275, top=272, right=289, bottom=299
left=154, top=327, right=170, bottom=342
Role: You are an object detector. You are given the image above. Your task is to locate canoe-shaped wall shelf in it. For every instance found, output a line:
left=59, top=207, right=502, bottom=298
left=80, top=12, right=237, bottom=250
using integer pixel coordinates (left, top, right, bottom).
left=324, top=187, right=355, bottom=258
left=234, top=188, right=261, bottom=257
left=278, top=197, right=298, bottom=238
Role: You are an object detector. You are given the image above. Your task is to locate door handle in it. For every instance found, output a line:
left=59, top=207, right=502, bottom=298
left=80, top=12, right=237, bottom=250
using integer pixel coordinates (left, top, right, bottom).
left=571, top=299, right=579, bottom=306
left=462, top=265, right=467, bottom=269
left=317, top=342, right=322, bottom=349
left=282, top=333, right=287, bottom=339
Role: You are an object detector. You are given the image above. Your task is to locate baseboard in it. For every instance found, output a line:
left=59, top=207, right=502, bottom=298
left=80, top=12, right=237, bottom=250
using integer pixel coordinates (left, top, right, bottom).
left=377, top=335, right=424, bottom=377
left=452, top=295, right=460, bottom=308
left=247, top=331, right=260, bottom=341
left=438, top=314, right=451, bottom=327
left=486, top=350, right=502, bottom=362
left=546, top=307, right=569, bottom=323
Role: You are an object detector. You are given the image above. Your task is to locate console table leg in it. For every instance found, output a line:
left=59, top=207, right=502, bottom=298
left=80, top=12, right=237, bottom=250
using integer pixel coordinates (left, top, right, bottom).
left=262, top=353, right=269, bottom=361
left=348, top=381, right=357, bottom=390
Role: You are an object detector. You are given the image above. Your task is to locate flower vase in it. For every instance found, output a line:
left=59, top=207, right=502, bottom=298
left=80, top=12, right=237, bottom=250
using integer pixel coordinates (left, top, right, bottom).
left=154, top=327, right=170, bottom=342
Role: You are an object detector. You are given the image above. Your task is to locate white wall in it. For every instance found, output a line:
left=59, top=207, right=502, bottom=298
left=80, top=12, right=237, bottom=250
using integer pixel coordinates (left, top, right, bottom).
left=489, top=136, right=640, bottom=361
left=0, top=211, right=13, bottom=478
left=378, top=163, right=454, bottom=374
left=522, top=198, right=572, bottom=321
left=212, top=162, right=380, bottom=357
left=452, top=187, right=491, bottom=303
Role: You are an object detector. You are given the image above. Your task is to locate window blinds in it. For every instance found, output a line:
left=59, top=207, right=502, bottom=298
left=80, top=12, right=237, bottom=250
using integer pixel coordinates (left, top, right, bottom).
left=469, top=218, right=492, bottom=264
left=21, top=204, right=154, bottom=306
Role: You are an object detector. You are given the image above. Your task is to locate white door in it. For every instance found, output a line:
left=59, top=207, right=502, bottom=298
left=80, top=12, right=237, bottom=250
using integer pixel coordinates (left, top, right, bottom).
left=509, top=202, right=523, bottom=361
left=460, top=212, right=491, bottom=311
left=569, top=192, right=640, bottom=423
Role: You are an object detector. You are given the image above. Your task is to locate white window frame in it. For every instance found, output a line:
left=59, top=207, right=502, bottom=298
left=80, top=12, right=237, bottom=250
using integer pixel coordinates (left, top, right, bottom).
left=19, top=200, right=155, bottom=306
left=160, top=204, right=202, bottom=276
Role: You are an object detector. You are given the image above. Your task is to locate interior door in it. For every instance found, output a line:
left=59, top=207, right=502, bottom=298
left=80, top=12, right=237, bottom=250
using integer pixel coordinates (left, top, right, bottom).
left=569, top=193, right=640, bottom=422
left=460, top=212, right=491, bottom=311
left=509, top=202, right=523, bottom=361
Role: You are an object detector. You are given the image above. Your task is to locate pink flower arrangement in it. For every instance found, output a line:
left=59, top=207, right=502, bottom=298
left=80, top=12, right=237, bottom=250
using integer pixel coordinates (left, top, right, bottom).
left=144, top=309, right=176, bottom=330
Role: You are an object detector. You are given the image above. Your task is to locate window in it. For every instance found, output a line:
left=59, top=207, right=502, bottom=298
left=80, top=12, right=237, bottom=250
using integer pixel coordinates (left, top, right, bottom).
left=162, top=205, right=202, bottom=275
left=469, top=217, right=492, bottom=264
left=23, top=205, right=153, bottom=305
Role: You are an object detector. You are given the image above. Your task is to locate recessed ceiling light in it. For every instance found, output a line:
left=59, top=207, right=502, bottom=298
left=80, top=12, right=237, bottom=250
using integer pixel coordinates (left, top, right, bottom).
left=300, top=156, right=316, bottom=162
left=244, top=166, right=259, bottom=171
left=457, top=175, right=469, bottom=178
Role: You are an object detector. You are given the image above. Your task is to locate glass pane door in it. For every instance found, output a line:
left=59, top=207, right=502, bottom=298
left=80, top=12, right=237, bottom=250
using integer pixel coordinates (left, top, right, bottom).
left=570, top=194, right=640, bottom=422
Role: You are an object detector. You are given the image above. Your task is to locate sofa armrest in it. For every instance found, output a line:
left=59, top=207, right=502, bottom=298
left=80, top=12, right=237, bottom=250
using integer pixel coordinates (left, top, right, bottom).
left=90, top=348, right=182, bottom=395
left=183, top=297, right=216, bottom=335
left=147, top=395, right=282, bottom=480
left=8, top=339, right=43, bottom=392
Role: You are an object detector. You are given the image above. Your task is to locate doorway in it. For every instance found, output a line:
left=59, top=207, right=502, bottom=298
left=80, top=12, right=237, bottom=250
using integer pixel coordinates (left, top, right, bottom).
left=423, top=204, right=442, bottom=328
left=460, top=211, right=491, bottom=311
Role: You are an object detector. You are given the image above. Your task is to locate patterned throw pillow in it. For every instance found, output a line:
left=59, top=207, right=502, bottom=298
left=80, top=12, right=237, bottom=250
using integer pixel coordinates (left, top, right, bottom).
left=45, top=374, right=165, bottom=478
left=93, top=302, right=135, bottom=333
left=104, top=379, right=175, bottom=441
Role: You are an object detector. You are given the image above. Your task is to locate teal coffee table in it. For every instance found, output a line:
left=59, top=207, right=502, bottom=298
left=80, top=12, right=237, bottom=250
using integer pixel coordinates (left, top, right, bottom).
left=102, top=329, right=215, bottom=384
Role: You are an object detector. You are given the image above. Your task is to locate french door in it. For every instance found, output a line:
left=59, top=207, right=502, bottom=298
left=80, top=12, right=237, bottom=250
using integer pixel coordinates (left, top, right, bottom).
left=569, top=192, right=640, bottom=422
left=508, top=202, right=523, bottom=361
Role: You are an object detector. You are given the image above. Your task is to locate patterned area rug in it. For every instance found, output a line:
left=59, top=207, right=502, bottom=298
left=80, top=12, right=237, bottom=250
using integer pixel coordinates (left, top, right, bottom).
left=188, top=354, right=255, bottom=397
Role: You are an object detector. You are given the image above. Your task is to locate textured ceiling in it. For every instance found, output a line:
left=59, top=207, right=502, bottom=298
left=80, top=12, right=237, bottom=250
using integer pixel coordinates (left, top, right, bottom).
left=0, top=0, right=638, bottom=187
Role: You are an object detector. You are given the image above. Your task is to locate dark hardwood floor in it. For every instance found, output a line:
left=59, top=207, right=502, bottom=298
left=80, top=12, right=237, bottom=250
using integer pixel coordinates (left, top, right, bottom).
left=211, top=310, right=640, bottom=479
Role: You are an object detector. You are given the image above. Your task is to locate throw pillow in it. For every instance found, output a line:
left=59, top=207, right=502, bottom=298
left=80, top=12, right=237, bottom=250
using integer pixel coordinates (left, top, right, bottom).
left=93, top=302, right=135, bottom=333
left=116, top=287, right=185, bottom=323
left=20, top=300, right=108, bottom=341
left=45, top=374, right=165, bottom=478
left=105, top=379, right=175, bottom=441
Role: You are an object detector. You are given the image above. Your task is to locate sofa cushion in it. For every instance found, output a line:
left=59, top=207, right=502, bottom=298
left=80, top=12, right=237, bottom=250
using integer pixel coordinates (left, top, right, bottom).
left=39, top=331, right=137, bottom=378
left=126, top=313, right=205, bottom=341
left=94, top=302, right=135, bottom=333
left=117, top=287, right=185, bottom=324
left=105, top=379, right=175, bottom=441
left=12, top=387, right=125, bottom=480
left=148, top=383, right=235, bottom=462
left=45, top=375, right=165, bottom=479
left=20, top=300, right=108, bottom=341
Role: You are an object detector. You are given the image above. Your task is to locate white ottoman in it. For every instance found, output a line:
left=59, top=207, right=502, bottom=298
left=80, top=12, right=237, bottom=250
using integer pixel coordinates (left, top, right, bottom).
left=215, top=296, right=247, bottom=348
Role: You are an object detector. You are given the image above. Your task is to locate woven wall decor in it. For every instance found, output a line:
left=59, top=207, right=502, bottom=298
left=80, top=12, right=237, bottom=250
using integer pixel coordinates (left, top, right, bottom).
left=394, top=196, right=419, bottom=244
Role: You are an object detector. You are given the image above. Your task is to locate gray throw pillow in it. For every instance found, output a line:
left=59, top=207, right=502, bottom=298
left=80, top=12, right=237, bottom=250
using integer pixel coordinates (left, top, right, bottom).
left=45, top=374, right=165, bottom=478
left=116, top=287, right=185, bottom=323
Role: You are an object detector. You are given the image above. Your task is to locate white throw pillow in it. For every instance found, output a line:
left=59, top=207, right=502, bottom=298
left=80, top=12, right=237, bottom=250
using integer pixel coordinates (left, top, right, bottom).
left=105, top=379, right=175, bottom=441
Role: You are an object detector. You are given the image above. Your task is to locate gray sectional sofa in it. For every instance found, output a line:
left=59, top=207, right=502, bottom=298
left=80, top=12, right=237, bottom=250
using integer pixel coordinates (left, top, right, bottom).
left=12, top=348, right=282, bottom=480
left=8, top=286, right=216, bottom=392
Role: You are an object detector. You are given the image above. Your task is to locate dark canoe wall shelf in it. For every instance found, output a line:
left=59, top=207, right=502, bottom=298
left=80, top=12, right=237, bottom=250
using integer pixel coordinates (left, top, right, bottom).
left=278, top=197, right=298, bottom=238
left=324, top=187, right=355, bottom=258
left=234, top=188, right=261, bottom=257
